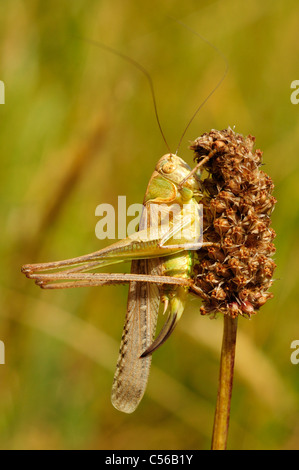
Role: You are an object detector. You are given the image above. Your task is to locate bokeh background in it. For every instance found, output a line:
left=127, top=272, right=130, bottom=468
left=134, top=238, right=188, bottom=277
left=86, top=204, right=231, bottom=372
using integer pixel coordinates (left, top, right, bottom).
left=1, top=0, right=299, bottom=450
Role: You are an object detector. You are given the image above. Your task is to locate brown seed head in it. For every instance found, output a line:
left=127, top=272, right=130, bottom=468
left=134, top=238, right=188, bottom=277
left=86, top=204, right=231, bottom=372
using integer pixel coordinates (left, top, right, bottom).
left=192, top=127, right=276, bottom=318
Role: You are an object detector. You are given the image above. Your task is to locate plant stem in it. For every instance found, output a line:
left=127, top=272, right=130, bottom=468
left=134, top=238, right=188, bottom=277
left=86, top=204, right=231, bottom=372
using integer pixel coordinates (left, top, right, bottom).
left=211, top=315, right=238, bottom=450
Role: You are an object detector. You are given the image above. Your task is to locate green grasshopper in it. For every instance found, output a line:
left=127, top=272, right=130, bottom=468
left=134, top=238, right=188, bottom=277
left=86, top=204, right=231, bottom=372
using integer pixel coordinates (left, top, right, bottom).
left=22, top=31, right=227, bottom=413
left=22, top=152, right=214, bottom=413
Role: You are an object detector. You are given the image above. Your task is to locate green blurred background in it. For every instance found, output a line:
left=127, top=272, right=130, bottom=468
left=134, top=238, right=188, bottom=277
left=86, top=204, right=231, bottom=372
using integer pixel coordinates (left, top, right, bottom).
left=1, top=0, right=299, bottom=450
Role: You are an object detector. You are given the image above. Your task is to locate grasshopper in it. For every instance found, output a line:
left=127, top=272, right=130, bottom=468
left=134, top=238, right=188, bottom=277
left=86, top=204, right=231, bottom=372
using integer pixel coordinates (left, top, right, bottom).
left=22, top=30, right=227, bottom=413
left=22, top=152, right=215, bottom=413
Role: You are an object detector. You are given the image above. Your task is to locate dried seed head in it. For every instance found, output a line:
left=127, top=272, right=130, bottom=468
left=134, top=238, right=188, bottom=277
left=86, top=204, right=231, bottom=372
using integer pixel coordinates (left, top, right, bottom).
left=192, top=127, right=276, bottom=318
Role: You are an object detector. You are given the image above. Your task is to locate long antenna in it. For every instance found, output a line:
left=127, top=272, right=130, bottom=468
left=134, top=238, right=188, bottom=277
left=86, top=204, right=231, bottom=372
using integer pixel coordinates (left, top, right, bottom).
left=171, top=18, right=229, bottom=155
left=80, top=37, right=171, bottom=154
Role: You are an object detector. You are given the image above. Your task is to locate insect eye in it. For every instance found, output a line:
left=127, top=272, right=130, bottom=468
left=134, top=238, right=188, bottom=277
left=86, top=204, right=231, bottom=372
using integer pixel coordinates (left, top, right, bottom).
left=162, top=162, right=176, bottom=174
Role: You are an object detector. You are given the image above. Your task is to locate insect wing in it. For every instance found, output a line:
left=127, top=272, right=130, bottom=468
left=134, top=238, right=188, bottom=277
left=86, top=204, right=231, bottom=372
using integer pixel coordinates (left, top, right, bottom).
left=111, top=257, right=161, bottom=413
left=111, top=202, right=163, bottom=413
